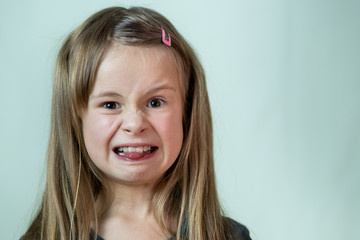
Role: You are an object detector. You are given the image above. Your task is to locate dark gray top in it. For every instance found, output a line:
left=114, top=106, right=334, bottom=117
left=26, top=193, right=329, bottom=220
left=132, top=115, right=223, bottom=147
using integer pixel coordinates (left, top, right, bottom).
left=94, top=218, right=251, bottom=240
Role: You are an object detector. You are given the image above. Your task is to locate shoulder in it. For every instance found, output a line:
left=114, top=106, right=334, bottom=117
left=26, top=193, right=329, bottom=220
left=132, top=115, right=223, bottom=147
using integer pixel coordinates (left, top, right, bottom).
left=90, top=230, right=105, bottom=240
left=224, top=217, right=252, bottom=240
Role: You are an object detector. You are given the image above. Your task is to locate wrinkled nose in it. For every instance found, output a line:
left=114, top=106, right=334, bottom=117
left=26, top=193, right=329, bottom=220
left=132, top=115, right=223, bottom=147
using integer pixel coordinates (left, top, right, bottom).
left=120, top=109, right=147, bottom=135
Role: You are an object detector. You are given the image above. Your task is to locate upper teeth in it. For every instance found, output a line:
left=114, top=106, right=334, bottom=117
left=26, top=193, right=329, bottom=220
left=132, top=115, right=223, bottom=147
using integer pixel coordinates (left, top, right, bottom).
left=117, top=146, right=152, bottom=153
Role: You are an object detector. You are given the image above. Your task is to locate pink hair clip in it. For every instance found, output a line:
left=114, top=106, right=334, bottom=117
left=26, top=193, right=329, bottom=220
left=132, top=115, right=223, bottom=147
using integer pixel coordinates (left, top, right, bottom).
left=161, top=26, right=171, bottom=47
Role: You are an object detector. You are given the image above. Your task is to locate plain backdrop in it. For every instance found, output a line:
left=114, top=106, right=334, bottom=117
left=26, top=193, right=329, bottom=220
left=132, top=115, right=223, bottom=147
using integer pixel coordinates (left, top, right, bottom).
left=1, top=0, right=359, bottom=239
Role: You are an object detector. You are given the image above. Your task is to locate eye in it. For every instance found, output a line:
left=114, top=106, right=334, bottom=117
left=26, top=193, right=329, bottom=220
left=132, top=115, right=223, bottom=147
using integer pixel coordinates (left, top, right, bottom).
left=102, top=102, right=120, bottom=109
left=147, top=98, right=165, bottom=108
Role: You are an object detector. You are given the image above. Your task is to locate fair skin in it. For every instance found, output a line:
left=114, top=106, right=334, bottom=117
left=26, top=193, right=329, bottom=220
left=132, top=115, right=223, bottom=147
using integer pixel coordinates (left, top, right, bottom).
left=81, top=44, right=183, bottom=240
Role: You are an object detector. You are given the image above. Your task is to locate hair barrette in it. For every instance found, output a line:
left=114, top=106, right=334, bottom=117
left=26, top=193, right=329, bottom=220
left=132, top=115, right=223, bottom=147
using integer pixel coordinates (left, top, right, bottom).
left=161, top=26, right=171, bottom=47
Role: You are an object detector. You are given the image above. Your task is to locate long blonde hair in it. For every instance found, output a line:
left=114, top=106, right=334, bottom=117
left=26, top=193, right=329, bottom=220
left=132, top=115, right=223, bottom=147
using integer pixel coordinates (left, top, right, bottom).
left=23, top=7, right=239, bottom=240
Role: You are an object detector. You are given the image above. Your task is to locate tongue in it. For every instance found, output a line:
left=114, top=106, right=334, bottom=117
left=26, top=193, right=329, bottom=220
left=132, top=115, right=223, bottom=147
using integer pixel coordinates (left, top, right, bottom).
left=122, top=152, right=147, bottom=160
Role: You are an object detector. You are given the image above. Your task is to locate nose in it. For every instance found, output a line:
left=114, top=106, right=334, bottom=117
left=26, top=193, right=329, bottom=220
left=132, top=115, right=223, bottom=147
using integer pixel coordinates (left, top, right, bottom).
left=120, top=108, right=148, bottom=135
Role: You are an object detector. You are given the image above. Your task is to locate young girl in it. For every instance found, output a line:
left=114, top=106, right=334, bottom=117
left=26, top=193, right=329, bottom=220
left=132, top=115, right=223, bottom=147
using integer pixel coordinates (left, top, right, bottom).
left=22, top=6, right=251, bottom=240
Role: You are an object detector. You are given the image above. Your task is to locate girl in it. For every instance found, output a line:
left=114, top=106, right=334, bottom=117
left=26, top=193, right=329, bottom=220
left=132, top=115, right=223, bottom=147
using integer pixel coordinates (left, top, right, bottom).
left=22, top=6, right=251, bottom=240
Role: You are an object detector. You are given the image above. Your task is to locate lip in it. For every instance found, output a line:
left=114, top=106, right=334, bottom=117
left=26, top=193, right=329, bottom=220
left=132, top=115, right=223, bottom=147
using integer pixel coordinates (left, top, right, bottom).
left=112, top=143, right=158, bottom=162
left=113, top=143, right=156, bottom=148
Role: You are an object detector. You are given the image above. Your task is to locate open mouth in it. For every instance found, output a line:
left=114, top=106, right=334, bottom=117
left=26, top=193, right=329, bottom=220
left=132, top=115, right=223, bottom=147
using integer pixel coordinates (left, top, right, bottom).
left=114, top=146, right=158, bottom=154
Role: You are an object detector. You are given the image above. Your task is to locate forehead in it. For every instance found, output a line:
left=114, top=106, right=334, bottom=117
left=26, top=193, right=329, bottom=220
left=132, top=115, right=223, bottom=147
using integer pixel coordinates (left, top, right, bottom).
left=94, top=43, right=186, bottom=97
left=101, top=42, right=177, bottom=68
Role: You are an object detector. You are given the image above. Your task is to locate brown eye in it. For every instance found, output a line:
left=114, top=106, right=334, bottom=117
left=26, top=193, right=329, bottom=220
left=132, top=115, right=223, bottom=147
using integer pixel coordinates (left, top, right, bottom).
left=147, top=98, right=164, bottom=108
left=102, top=102, right=120, bottom=109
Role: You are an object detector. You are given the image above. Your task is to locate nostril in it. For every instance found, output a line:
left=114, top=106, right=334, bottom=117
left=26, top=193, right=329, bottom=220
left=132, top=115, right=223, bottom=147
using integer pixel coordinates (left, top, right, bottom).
left=123, top=128, right=146, bottom=134
left=122, top=124, right=147, bottom=134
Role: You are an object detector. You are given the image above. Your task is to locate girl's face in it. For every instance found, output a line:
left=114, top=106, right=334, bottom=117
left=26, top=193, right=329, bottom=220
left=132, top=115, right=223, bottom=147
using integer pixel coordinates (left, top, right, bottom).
left=82, top=44, right=183, bottom=186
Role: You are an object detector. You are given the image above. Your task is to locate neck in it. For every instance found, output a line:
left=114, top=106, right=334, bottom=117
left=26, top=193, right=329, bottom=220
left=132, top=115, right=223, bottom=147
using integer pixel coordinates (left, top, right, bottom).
left=96, top=181, right=177, bottom=239
left=105, top=181, right=156, bottom=220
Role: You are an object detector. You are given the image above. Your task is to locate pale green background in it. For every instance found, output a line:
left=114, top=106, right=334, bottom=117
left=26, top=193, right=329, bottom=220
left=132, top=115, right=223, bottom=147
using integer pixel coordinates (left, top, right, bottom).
left=1, top=0, right=359, bottom=239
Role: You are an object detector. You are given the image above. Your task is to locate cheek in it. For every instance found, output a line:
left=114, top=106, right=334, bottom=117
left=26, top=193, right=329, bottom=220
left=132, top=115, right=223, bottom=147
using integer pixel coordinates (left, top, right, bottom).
left=82, top=114, right=119, bottom=157
left=154, top=111, right=183, bottom=157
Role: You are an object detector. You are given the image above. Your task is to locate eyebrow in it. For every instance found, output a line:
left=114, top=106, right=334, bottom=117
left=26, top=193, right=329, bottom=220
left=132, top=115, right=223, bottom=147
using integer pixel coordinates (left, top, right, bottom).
left=90, top=91, right=123, bottom=100
left=146, top=82, right=176, bottom=95
left=90, top=82, right=176, bottom=100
